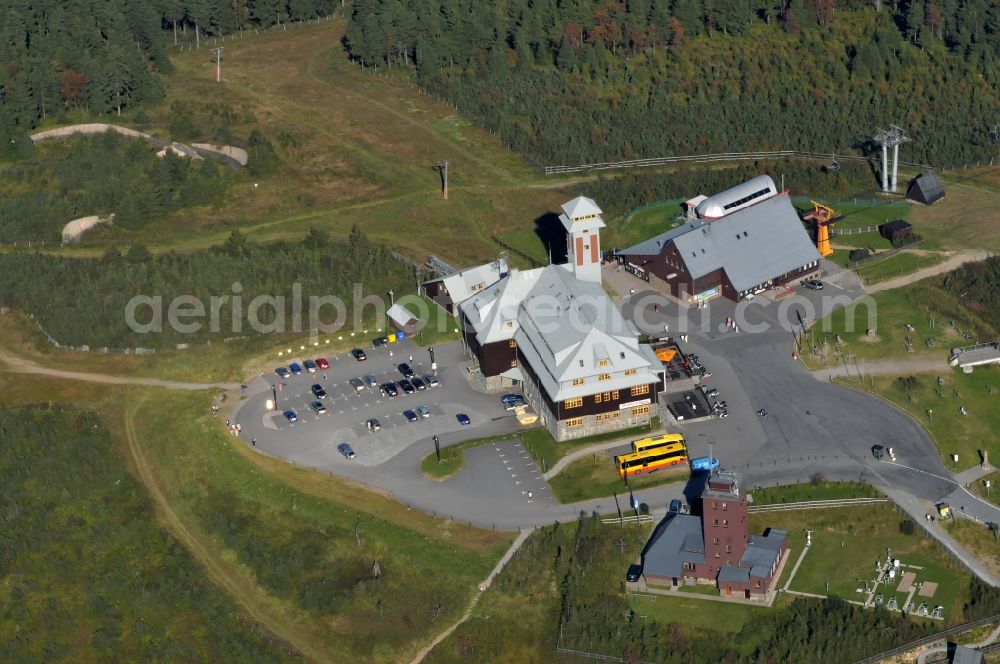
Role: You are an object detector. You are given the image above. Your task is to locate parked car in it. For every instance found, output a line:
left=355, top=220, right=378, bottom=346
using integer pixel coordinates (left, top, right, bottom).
left=669, top=499, right=683, bottom=514
left=309, top=400, right=327, bottom=415
left=304, top=359, right=317, bottom=373
left=349, top=377, right=365, bottom=392
left=411, top=377, right=426, bottom=391
left=456, top=413, right=471, bottom=426
left=403, top=409, right=419, bottom=423
left=366, top=418, right=381, bottom=432
left=397, top=363, right=414, bottom=378
left=381, top=382, right=398, bottom=397
left=283, top=409, right=298, bottom=423
left=416, top=405, right=432, bottom=419
left=690, top=456, right=720, bottom=472
left=626, top=564, right=643, bottom=583
left=803, top=278, right=824, bottom=291
left=275, top=367, right=291, bottom=379
left=872, top=444, right=885, bottom=460
left=372, top=336, right=388, bottom=347
left=363, top=373, right=379, bottom=388
left=289, top=362, right=304, bottom=375
left=311, top=384, right=327, bottom=399
left=337, top=442, right=356, bottom=459
left=315, top=357, right=330, bottom=370
left=423, top=374, right=440, bottom=388
left=704, top=388, right=719, bottom=398
left=351, top=348, right=367, bottom=361
left=398, top=379, right=415, bottom=395
left=501, top=394, right=526, bottom=411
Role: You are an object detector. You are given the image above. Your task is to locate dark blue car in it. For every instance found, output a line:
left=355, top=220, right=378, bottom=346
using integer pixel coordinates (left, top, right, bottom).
left=289, top=362, right=304, bottom=375
left=283, top=409, right=298, bottom=423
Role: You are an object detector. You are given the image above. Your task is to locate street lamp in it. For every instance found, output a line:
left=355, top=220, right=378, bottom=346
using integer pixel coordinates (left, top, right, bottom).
left=388, top=290, right=395, bottom=307
left=433, top=434, right=440, bottom=462
left=271, top=384, right=278, bottom=411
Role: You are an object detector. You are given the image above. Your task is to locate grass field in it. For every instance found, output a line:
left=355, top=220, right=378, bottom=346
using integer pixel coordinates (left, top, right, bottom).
left=944, top=519, right=1000, bottom=580
left=626, top=593, right=756, bottom=633
left=0, top=405, right=296, bottom=662
left=522, top=418, right=661, bottom=471
left=750, top=504, right=971, bottom=623
left=0, top=372, right=512, bottom=663
left=837, top=366, right=1000, bottom=471
left=547, top=453, right=687, bottom=503
left=909, top=177, right=1000, bottom=252
left=801, top=282, right=973, bottom=368
left=855, top=251, right=946, bottom=285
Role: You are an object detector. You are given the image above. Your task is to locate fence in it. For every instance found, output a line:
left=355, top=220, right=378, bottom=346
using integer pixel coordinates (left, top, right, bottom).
left=748, top=497, right=888, bottom=513
left=168, top=14, right=337, bottom=52
left=492, top=235, right=544, bottom=268
left=538, top=150, right=936, bottom=176
left=853, top=612, right=1000, bottom=664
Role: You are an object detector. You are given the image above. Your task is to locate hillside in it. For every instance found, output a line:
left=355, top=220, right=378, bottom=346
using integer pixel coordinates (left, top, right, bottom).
left=345, top=0, right=1000, bottom=166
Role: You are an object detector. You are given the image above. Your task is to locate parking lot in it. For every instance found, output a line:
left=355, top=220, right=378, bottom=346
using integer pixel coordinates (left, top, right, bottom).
left=236, top=339, right=518, bottom=467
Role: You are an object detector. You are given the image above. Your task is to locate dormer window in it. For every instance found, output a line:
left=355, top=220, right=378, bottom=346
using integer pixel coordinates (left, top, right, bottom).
left=598, top=359, right=609, bottom=367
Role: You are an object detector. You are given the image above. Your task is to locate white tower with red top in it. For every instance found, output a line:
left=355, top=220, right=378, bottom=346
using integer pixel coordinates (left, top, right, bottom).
left=559, top=196, right=606, bottom=284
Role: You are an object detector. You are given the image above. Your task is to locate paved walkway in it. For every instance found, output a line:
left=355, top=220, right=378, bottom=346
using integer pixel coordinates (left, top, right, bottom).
left=812, top=356, right=952, bottom=379
left=542, top=430, right=667, bottom=480
left=865, top=249, right=990, bottom=294
left=409, top=527, right=534, bottom=664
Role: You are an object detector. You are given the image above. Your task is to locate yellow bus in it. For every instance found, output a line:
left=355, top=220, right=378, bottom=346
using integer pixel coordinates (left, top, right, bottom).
left=631, top=433, right=686, bottom=455
left=616, top=439, right=689, bottom=478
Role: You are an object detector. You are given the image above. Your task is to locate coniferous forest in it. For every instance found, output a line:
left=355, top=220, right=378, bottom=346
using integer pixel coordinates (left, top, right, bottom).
left=0, top=0, right=338, bottom=157
left=344, top=0, right=1000, bottom=166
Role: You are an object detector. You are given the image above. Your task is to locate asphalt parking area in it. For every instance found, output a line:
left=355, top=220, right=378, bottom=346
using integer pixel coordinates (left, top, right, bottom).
left=490, top=439, right=549, bottom=502
left=238, top=340, right=517, bottom=467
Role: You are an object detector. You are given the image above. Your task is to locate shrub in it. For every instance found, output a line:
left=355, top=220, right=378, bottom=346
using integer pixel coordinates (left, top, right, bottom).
left=899, top=519, right=915, bottom=535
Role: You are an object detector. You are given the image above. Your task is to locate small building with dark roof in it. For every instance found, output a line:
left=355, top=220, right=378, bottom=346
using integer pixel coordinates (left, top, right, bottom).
left=617, top=176, right=821, bottom=303
left=640, top=470, right=787, bottom=598
left=950, top=644, right=986, bottom=664
left=907, top=172, right=946, bottom=205
left=878, top=219, right=914, bottom=244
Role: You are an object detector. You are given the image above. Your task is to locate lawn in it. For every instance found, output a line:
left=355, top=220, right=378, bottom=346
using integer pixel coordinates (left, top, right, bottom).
left=547, top=452, right=687, bottom=503
left=395, top=292, right=463, bottom=348
left=855, top=251, right=946, bottom=285
left=750, top=481, right=882, bottom=505
left=421, top=447, right=464, bottom=480
left=752, top=504, right=971, bottom=623
left=603, top=199, right=685, bottom=250
left=495, top=227, right=549, bottom=265
left=943, top=519, right=1000, bottom=581
left=522, top=417, right=662, bottom=472
left=626, top=593, right=755, bottom=633
left=837, top=366, right=1000, bottom=471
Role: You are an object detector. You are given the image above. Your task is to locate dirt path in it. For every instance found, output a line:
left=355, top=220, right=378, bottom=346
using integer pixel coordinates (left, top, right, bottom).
left=0, top=349, right=239, bottom=391
left=121, top=397, right=326, bottom=662
left=864, top=249, right=991, bottom=294
left=409, top=528, right=535, bottom=664
left=811, top=356, right=952, bottom=379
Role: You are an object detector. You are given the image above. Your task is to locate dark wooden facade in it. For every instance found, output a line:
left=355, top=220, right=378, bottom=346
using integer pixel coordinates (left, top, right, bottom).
left=460, top=312, right=518, bottom=377
left=423, top=279, right=456, bottom=315
left=554, top=383, right=658, bottom=420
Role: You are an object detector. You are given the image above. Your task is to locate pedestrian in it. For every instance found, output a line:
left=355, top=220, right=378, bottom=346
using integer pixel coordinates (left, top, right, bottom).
left=323, top=373, right=327, bottom=380
left=252, top=437, right=256, bottom=447
left=409, top=355, right=413, bottom=362
left=226, top=419, right=230, bottom=427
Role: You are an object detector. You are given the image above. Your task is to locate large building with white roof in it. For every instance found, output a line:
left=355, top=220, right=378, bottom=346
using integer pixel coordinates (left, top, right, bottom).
left=617, top=175, right=822, bottom=303
left=457, top=197, right=663, bottom=440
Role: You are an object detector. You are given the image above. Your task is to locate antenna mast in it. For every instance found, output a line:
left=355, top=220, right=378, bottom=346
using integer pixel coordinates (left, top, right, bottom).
left=437, top=159, right=450, bottom=199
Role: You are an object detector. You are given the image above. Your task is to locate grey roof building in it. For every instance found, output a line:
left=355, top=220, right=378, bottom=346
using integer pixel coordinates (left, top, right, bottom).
left=617, top=176, right=821, bottom=302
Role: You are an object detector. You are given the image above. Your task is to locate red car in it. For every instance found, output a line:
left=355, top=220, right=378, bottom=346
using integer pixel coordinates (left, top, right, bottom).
left=315, top=358, right=330, bottom=370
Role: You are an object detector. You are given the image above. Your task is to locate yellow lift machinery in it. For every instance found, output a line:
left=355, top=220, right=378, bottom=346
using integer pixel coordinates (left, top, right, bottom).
left=802, top=200, right=839, bottom=258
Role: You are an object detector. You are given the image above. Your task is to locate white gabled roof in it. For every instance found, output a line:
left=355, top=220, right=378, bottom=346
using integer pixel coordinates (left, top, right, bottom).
left=437, top=260, right=507, bottom=307
left=387, top=303, right=418, bottom=326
